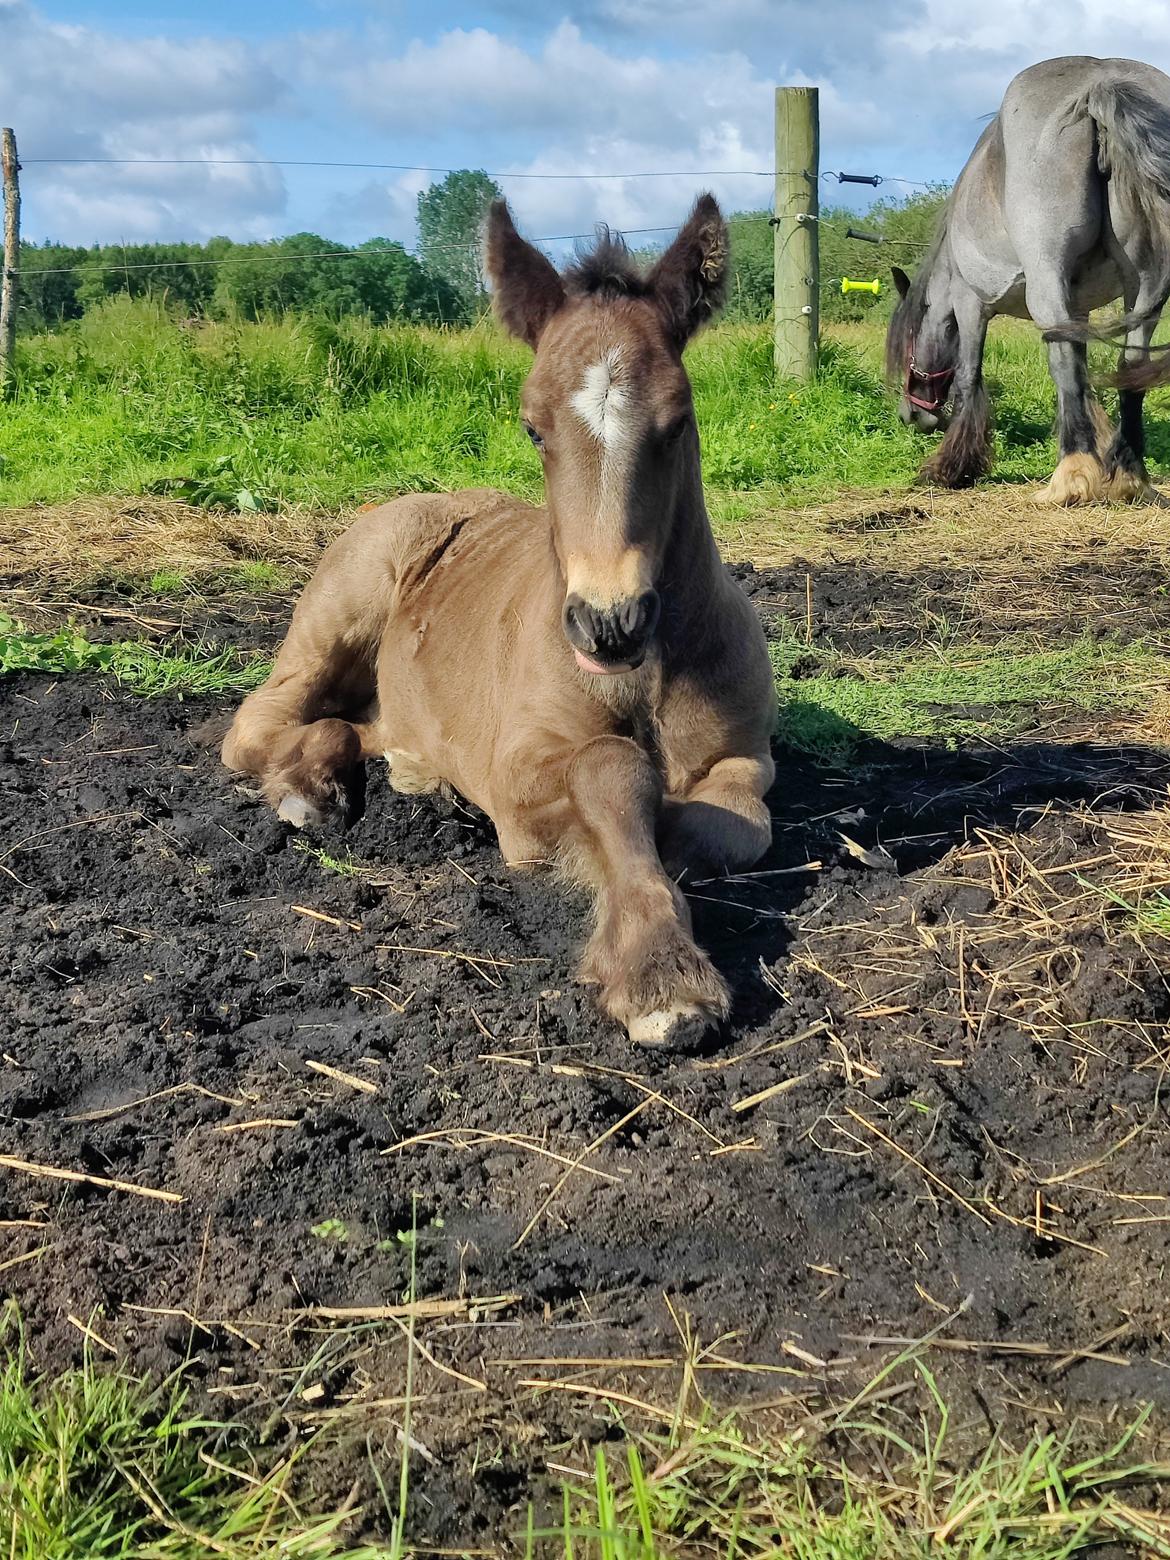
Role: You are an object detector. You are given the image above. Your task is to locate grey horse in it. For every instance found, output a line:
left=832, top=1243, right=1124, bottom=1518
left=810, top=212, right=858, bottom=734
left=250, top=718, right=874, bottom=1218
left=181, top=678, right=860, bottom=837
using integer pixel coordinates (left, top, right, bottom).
left=887, top=55, right=1170, bottom=505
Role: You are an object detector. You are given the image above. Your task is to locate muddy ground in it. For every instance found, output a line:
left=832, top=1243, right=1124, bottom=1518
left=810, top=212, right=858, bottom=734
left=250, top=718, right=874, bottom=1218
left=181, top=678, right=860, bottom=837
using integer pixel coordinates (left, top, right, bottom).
left=4, top=559, right=1170, bottom=1545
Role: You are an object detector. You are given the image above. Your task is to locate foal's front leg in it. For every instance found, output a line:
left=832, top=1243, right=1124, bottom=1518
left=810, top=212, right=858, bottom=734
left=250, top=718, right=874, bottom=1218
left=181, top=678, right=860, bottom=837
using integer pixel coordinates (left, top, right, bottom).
left=560, top=736, right=729, bottom=1047
left=658, top=754, right=774, bottom=879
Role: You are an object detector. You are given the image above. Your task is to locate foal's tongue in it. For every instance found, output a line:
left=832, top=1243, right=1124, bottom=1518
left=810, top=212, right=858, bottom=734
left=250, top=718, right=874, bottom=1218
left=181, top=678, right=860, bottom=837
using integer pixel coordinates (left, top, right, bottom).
left=574, top=648, right=630, bottom=676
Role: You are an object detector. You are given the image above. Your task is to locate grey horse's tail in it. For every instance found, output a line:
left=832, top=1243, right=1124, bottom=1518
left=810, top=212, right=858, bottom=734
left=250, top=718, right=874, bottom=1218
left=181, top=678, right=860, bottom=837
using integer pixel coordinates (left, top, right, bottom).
left=1080, top=80, right=1170, bottom=265
left=1050, top=80, right=1170, bottom=388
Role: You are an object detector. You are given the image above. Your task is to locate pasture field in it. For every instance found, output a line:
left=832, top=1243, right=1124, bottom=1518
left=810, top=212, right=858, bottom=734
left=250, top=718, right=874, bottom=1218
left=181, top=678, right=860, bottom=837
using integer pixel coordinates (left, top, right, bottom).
left=4, top=309, right=1170, bottom=1553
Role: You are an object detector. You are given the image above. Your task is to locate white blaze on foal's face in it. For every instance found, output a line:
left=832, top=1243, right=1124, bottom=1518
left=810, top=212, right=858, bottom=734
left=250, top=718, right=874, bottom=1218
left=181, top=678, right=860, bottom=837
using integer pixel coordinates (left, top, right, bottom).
left=563, top=346, right=647, bottom=607
left=571, top=347, right=630, bottom=448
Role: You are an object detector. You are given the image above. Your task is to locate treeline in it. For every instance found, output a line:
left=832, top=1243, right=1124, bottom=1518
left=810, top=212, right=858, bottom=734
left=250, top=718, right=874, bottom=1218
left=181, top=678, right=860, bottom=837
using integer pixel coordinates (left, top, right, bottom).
left=18, top=169, right=506, bottom=333
left=18, top=234, right=470, bottom=331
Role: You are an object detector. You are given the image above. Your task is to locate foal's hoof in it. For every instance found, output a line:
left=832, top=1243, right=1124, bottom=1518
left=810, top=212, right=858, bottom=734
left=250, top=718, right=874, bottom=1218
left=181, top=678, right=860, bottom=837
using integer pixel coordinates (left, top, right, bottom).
left=277, top=793, right=322, bottom=828
left=627, top=1004, right=716, bottom=1051
left=269, top=766, right=366, bottom=832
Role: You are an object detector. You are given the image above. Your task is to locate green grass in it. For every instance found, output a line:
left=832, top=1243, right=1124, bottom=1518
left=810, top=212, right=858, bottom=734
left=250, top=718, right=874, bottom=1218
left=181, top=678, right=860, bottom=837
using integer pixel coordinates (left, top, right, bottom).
left=771, top=631, right=1169, bottom=763
left=7, top=296, right=1159, bottom=515
left=6, top=1294, right=1168, bottom=1560
left=0, top=614, right=271, bottom=697
left=0, top=1312, right=391, bottom=1559
left=538, top=1391, right=1170, bottom=1558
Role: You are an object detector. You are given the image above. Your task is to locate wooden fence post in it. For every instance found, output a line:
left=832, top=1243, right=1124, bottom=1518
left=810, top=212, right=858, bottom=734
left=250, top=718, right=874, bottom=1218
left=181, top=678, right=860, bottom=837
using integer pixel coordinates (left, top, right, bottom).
left=773, top=87, right=819, bottom=381
left=1, top=128, right=19, bottom=401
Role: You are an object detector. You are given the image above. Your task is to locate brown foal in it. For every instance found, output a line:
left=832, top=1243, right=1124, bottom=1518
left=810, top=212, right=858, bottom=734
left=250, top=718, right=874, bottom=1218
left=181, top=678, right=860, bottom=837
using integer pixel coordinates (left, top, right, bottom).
left=222, top=194, right=777, bottom=1046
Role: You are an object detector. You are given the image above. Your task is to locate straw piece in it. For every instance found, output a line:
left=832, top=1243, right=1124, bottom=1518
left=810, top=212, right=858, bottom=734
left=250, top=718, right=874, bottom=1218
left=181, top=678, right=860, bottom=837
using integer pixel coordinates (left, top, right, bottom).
left=291, top=903, right=361, bottom=932
left=305, top=1060, right=378, bottom=1094
left=298, top=1293, right=521, bottom=1322
left=0, top=1155, right=182, bottom=1204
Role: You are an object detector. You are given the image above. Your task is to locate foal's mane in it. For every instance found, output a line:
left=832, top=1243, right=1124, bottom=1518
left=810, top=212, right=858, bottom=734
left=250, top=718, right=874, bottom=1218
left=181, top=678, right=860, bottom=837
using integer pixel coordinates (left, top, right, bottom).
left=884, top=204, right=955, bottom=382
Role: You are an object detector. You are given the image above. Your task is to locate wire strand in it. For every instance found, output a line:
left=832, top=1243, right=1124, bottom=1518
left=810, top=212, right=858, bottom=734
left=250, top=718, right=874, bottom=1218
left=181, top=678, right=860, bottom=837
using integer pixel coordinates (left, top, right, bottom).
left=21, top=156, right=780, bottom=179
left=20, top=154, right=939, bottom=187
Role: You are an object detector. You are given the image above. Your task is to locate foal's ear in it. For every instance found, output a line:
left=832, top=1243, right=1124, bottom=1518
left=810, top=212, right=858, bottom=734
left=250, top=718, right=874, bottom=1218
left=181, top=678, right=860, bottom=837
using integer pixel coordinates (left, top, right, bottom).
left=485, top=201, right=566, bottom=349
left=891, top=266, right=911, bottom=300
left=647, top=193, right=729, bottom=348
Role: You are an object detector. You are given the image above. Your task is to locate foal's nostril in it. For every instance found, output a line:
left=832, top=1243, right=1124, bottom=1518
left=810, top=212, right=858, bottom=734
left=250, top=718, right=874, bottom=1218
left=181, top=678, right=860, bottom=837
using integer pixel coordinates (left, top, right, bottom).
left=563, top=595, right=601, bottom=651
left=563, top=590, right=661, bottom=665
left=617, top=590, right=660, bottom=640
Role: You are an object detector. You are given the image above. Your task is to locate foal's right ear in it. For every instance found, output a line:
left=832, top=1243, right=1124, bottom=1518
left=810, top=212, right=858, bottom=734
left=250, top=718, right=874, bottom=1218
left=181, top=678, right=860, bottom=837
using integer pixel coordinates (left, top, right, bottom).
left=891, top=266, right=911, bottom=300
left=485, top=201, right=566, bottom=349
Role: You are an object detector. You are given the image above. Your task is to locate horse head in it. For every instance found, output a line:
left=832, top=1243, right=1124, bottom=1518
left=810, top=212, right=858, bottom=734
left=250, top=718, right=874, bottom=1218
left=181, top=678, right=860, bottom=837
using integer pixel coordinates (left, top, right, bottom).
left=485, top=195, right=727, bottom=676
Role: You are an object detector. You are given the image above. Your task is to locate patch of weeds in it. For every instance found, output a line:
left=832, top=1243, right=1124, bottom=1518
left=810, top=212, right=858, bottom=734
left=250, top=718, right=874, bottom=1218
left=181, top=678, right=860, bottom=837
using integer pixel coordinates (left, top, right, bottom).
left=225, top=559, right=293, bottom=592
left=0, top=618, right=115, bottom=677
left=378, top=1215, right=444, bottom=1254
left=0, top=1303, right=392, bottom=1558
left=108, top=560, right=294, bottom=601
left=310, top=1218, right=350, bottom=1243
left=149, top=453, right=269, bottom=513
left=294, top=840, right=372, bottom=878
left=1083, top=879, right=1170, bottom=941
left=148, top=567, right=193, bottom=597
left=0, top=613, right=270, bottom=698
left=534, top=1369, right=1170, bottom=1558
left=111, top=642, right=270, bottom=698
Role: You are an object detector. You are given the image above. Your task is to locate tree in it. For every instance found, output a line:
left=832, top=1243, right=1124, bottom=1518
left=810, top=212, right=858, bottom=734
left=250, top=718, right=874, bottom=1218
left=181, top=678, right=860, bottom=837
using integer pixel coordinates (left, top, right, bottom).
left=75, top=241, right=214, bottom=315
left=416, top=169, right=502, bottom=315
left=19, top=241, right=87, bottom=329
left=351, top=239, right=464, bottom=325
left=212, top=234, right=359, bottom=320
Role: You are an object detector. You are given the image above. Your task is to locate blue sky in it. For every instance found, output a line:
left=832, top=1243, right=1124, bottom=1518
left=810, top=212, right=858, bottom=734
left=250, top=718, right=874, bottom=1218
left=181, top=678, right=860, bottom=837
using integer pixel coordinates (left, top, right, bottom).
left=7, top=0, right=1170, bottom=254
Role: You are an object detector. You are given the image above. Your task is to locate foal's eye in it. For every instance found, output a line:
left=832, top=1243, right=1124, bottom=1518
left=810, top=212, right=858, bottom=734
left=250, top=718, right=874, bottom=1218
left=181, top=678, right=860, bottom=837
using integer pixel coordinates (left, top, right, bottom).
left=663, top=416, right=689, bottom=446
left=523, top=421, right=545, bottom=451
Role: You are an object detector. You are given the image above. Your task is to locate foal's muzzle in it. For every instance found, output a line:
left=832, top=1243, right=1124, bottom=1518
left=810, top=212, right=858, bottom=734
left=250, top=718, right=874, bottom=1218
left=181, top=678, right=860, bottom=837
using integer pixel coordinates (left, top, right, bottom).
left=563, top=590, right=661, bottom=675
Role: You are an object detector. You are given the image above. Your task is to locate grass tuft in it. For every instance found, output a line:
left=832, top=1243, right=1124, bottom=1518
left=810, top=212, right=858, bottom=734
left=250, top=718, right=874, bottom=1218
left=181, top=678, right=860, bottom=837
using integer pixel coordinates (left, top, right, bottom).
left=0, top=614, right=270, bottom=698
left=0, top=1306, right=391, bottom=1558
left=533, top=1375, right=1170, bottom=1558
left=772, top=634, right=1170, bottom=763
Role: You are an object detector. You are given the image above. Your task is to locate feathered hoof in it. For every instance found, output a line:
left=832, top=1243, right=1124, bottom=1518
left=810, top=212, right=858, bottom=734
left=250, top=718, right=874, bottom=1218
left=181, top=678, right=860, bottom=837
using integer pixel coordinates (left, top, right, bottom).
left=1033, top=453, right=1105, bottom=507
left=1103, top=467, right=1169, bottom=506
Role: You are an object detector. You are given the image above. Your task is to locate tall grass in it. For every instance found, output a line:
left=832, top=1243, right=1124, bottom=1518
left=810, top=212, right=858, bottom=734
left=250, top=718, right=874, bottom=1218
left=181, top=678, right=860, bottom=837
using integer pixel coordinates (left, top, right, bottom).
left=5, top=296, right=1150, bottom=513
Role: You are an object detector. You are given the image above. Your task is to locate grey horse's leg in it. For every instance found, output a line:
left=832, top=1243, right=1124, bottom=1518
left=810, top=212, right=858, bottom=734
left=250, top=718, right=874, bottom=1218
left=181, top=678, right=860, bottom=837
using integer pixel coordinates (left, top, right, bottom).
left=1104, top=291, right=1164, bottom=500
left=1028, top=272, right=1107, bottom=505
left=919, top=289, right=991, bottom=489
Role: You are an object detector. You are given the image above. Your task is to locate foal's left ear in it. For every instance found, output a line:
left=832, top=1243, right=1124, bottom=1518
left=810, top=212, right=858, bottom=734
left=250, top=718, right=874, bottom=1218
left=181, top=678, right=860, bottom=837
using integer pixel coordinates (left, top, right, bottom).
left=647, top=193, right=729, bottom=348
left=485, top=200, right=566, bottom=350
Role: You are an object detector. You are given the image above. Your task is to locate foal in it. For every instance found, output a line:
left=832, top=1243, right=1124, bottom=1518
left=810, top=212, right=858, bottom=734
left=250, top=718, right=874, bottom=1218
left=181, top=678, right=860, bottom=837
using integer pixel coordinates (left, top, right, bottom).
left=222, top=196, right=777, bottom=1046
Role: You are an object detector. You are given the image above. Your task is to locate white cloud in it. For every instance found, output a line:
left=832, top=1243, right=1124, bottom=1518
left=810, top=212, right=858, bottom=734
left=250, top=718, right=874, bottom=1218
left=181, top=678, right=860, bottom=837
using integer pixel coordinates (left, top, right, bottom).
left=0, top=0, right=289, bottom=241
